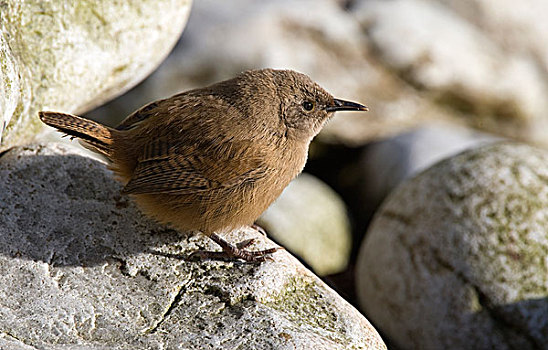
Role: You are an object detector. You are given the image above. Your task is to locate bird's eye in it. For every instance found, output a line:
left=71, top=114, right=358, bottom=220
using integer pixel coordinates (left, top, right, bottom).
left=302, top=101, right=314, bottom=111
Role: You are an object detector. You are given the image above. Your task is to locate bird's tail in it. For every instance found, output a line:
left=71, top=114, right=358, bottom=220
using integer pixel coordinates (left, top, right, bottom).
left=38, top=111, right=116, bottom=157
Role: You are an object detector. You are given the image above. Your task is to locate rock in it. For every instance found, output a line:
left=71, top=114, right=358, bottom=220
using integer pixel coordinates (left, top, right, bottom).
left=356, top=142, right=548, bottom=349
left=352, top=0, right=548, bottom=146
left=86, top=0, right=442, bottom=146
left=258, top=173, right=352, bottom=276
left=0, top=333, right=38, bottom=350
left=0, top=143, right=386, bottom=349
left=358, top=122, right=498, bottom=225
left=0, top=0, right=192, bottom=150
left=437, top=0, right=548, bottom=69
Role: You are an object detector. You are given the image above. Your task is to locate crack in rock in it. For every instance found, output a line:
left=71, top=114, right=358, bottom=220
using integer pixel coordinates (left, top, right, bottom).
left=392, top=225, right=541, bottom=349
left=389, top=208, right=543, bottom=348
left=0, top=147, right=12, bottom=158
left=1, top=331, right=40, bottom=349
left=145, top=284, right=187, bottom=335
left=430, top=249, right=541, bottom=349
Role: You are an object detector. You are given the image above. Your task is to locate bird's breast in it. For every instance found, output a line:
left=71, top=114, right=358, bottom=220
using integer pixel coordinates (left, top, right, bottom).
left=259, top=140, right=309, bottom=198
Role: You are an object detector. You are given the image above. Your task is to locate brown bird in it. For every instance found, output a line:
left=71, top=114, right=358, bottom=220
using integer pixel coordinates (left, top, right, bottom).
left=39, top=68, right=367, bottom=262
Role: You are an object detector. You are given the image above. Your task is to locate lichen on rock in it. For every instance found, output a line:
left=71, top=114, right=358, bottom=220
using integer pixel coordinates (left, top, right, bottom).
left=0, top=0, right=192, bottom=150
left=356, top=142, right=548, bottom=349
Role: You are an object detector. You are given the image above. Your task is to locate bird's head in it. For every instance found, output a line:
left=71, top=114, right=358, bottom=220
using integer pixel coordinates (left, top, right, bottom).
left=215, top=69, right=368, bottom=142
left=268, top=69, right=368, bottom=140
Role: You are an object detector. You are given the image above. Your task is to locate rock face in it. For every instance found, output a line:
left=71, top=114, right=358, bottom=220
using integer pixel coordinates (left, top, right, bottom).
left=357, top=122, right=497, bottom=225
left=353, top=0, right=548, bottom=146
left=258, top=173, right=352, bottom=276
left=0, top=0, right=192, bottom=150
left=356, top=142, right=548, bottom=349
left=0, top=143, right=386, bottom=350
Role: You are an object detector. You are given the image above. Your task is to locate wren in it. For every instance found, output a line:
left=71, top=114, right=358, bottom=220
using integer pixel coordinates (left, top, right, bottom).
left=39, top=68, right=368, bottom=262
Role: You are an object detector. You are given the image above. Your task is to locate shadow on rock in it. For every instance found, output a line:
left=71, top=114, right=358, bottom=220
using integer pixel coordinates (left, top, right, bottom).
left=479, top=296, right=548, bottom=349
left=0, top=145, right=188, bottom=267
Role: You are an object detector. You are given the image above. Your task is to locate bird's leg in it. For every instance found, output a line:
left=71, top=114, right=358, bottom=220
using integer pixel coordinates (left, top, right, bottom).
left=188, top=233, right=280, bottom=263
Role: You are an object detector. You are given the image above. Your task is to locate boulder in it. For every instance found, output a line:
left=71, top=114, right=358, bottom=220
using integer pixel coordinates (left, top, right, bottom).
left=356, top=142, right=548, bottom=349
left=352, top=0, right=548, bottom=146
left=0, top=143, right=386, bottom=350
left=0, top=0, right=192, bottom=150
left=258, top=173, right=352, bottom=276
left=358, top=122, right=497, bottom=225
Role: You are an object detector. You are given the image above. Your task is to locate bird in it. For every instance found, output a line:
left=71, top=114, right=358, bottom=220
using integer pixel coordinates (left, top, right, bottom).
left=39, top=68, right=368, bottom=263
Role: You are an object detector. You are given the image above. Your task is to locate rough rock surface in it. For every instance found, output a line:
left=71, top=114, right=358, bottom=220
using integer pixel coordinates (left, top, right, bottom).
left=258, top=173, right=352, bottom=276
left=356, top=142, right=548, bottom=349
left=0, top=0, right=192, bottom=150
left=358, top=122, right=497, bottom=224
left=0, top=143, right=386, bottom=350
left=353, top=0, right=548, bottom=146
left=86, top=0, right=444, bottom=146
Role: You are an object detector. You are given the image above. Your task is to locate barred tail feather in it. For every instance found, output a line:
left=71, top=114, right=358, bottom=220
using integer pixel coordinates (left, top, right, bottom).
left=39, top=111, right=115, bottom=156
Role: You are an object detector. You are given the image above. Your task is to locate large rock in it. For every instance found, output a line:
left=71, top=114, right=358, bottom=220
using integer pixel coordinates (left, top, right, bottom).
left=437, top=0, right=548, bottom=69
left=86, top=0, right=443, bottom=146
left=0, top=0, right=192, bottom=150
left=0, top=143, right=386, bottom=350
left=258, top=173, right=352, bottom=276
left=353, top=0, right=548, bottom=146
left=356, top=142, right=548, bottom=349
left=358, top=122, right=497, bottom=225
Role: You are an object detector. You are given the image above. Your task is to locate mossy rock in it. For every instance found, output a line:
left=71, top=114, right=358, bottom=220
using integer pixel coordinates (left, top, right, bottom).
left=0, top=0, right=192, bottom=150
left=357, top=142, right=548, bottom=349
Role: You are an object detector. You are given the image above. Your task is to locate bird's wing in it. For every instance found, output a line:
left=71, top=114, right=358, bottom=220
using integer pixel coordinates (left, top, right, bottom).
left=115, top=100, right=162, bottom=131
left=121, top=136, right=268, bottom=195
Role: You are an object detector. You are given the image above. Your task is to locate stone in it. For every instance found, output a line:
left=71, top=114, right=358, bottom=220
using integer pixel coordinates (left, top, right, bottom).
left=258, top=173, right=352, bottom=276
left=85, top=0, right=441, bottom=146
left=358, top=122, right=498, bottom=224
left=0, top=0, right=192, bottom=150
left=352, top=0, right=548, bottom=146
left=356, top=142, right=548, bottom=349
left=437, top=0, right=548, bottom=69
left=0, top=143, right=386, bottom=349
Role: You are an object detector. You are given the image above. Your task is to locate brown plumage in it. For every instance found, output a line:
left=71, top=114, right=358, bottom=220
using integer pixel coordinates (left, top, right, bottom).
left=39, top=68, right=367, bottom=262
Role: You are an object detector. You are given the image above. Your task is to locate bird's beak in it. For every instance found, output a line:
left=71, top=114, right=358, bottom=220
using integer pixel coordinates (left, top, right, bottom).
left=325, top=99, right=368, bottom=112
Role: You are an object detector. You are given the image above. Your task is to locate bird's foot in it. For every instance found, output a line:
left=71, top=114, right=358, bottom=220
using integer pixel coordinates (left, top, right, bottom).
left=188, top=233, right=282, bottom=263
left=236, top=238, right=256, bottom=249
left=250, top=223, right=268, bottom=236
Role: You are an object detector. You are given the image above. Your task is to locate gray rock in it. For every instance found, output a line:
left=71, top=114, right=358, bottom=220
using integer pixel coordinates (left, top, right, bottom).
left=358, top=122, right=498, bottom=223
left=258, top=173, right=352, bottom=276
left=0, top=0, right=192, bottom=150
left=356, top=142, right=548, bottom=349
left=86, top=0, right=440, bottom=146
left=352, top=0, right=548, bottom=146
left=437, top=0, right=548, bottom=69
left=0, top=143, right=386, bottom=349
